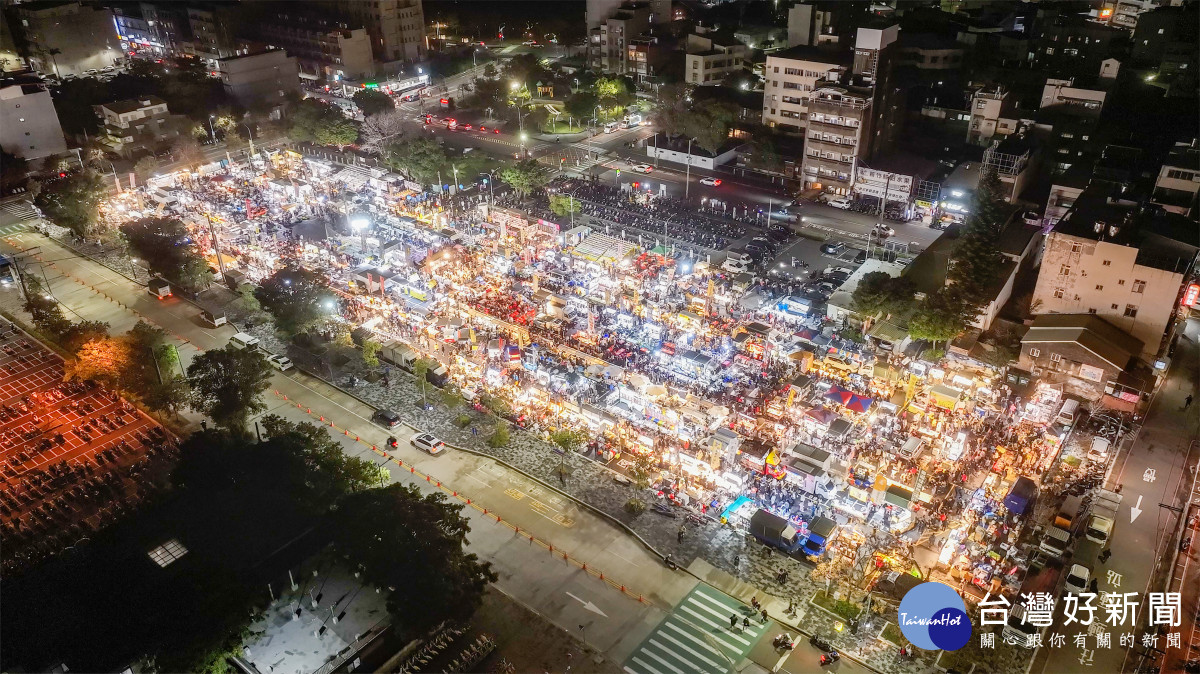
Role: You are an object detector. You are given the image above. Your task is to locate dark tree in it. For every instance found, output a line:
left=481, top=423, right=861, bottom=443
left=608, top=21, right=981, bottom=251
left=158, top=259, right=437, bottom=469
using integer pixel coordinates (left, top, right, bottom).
left=186, top=344, right=273, bottom=432
left=119, top=217, right=211, bottom=292
left=33, top=170, right=109, bottom=237
left=352, top=89, right=396, bottom=117
left=254, top=264, right=335, bottom=336
left=328, top=484, right=498, bottom=635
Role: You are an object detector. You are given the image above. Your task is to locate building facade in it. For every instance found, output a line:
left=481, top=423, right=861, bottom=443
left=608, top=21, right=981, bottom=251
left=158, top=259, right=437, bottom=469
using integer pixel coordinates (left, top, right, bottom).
left=1150, top=140, right=1199, bottom=217
left=257, top=13, right=373, bottom=81
left=16, top=2, right=120, bottom=77
left=761, top=45, right=850, bottom=132
left=0, top=81, right=67, bottom=160
left=684, top=34, right=746, bottom=86
left=216, top=50, right=301, bottom=112
left=316, top=0, right=424, bottom=64
left=94, top=95, right=183, bottom=159
left=1019, top=314, right=1144, bottom=402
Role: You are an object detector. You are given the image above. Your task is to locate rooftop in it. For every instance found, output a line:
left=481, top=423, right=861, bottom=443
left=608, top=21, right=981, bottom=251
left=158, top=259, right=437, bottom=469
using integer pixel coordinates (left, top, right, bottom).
left=767, top=44, right=854, bottom=66
left=1022, top=314, right=1144, bottom=370
left=99, top=96, right=169, bottom=114
left=1055, top=185, right=1200, bottom=272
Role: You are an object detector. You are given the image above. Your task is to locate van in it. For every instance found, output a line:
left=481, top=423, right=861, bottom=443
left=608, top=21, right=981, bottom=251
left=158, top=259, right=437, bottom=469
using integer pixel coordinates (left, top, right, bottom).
left=229, top=332, right=260, bottom=350
left=1056, top=399, right=1080, bottom=426
left=147, top=277, right=172, bottom=299
left=604, top=121, right=620, bottom=133
left=1039, top=525, right=1072, bottom=557
left=899, top=437, right=926, bottom=460
left=1087, top=436, right=1111, bottom=464
left=200, top=309, right=227, bottom=328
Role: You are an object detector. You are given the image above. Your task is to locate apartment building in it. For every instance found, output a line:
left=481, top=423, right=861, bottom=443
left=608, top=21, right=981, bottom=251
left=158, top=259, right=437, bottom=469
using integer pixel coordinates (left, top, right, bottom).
left=786, top=2, right=841, bottom=48
left=1030, top=186, right=1198, bottom=360
left=1103, top=0, right=1162, bottom=30
left=94, top=95, right=185, bottom=159
left=186, top=4, right=239, bottom=66
left=797, top=24, right=903, bottom=196
left=216, top=50, right=301, bottom=112
left=257, top=13, right=373, bottom=81
left=761, top=45, right=851, bottom=132
left=316, top=0, right=425, bottom=64
left=966, top=87, right=1023, bottom=146
left=0, top=80, right=67, bottom=160
left=1150, top=141, right=1199, bottom=217
left=139, top=3, right=191, bottom=57
left=684, top=33, right=746, bottom=86
left=590, top=2, right=652, bottom=75
left=981, top=134, right=1036, bottom=203
left=15, top=2, right=120, bottom=78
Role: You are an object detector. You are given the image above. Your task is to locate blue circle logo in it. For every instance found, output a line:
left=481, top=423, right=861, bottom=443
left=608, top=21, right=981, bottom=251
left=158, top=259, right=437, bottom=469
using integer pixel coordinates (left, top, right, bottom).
left=897, top=581, right=972, bottom=651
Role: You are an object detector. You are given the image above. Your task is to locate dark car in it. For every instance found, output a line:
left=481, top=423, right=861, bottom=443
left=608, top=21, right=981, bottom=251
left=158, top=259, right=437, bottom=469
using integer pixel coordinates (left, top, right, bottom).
left=766, top=228, right=791, bottom=243
left=371, top=409, right=402, bottom=428
left=854, top=250, right=868, bottom=264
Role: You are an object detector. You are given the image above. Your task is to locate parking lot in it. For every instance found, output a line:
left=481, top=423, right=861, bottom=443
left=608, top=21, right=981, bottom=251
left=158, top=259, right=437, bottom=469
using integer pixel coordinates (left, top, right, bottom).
left=0, top=319, right=176, bottom=575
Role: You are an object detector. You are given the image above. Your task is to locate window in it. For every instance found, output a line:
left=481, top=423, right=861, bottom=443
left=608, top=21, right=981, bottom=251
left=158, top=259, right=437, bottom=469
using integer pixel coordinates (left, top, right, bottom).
left=1102, top=260, right=1111, bottom=266
left=1118, top=279, right=1125, bottom=285
left=1054, top=288, right=1065, bottom=299
left=1095, top=285, right=1103, bottom=291
left=1124, top=304, right=1138, bottom=318
left=1050, top=353, right=1061, bottom=363
left=1132, top=280, right=1145, bottom=293
left=1029, top=348, right=1041, bottom=357
left=1111, top=303, right=1118, bottom=309
left=1088, top=308, right=1097, bottom=314
left=1071, top=243, right=1082, bottom=253
left=148, top=539, right=189, bottom=568
left=1166, top=169, right=1196, bottom=181
left=773, top=66, right=778, bottom=73
left=976, top=100, right=987, bottom=110
left=1059, top=265, right=1071, bottom=276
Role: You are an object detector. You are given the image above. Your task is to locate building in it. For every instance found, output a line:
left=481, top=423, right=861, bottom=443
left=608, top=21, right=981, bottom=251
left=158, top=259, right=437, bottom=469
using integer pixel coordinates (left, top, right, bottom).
left=185, top=4, right=240, bottom=66
left=15, top=1, right=120, bottom=78
left=0, top=79, right=67, bottom=160
left=590, top=2, right=652, bottom=75
left=797, top=24, right=904, bottom=196
left=1019, top=314, right=1146, bottom=402
left=138, top=2, right=192, bottom=58
left=898, top=32, right=963, bottom=72
left=216, top=50, right=301, bottom=113
left=1150, top=140, right=1200, bottom=218
left=981, top=134, right=1036, bottom=203
left=1032, top=8, right=1127, bottom=79
left=786, top=2, right=841, bottom=48
left=1034, top=77, right=1108, bottom=175
left=94, top=95, right=185, bottom=159
left=761, top=44, right=851, bottom=132
left=1029, top=186, right=1199, bottom=360
left=315, top=0, right=424, bottom=64
left=684, top=33, right=746, bottom=86
left=256, top=12, right=373, bottom=81
left=1103, top=0, right=1162, bottom=31
left=113, top=7, right=162, bottom=58
left=966, top=86, right=1025, bottom=146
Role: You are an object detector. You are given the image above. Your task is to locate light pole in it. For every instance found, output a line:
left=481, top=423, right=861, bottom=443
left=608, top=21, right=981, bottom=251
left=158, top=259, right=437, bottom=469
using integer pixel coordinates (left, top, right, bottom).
left=683, top=138, right=693, bottom=198
left=351, top=216, right=370, bottom=255
left=520, top=132, right=528, bottom=158
left=207, top=115, right=217, bottom=143
left=242, top=123, right=255, bottom=159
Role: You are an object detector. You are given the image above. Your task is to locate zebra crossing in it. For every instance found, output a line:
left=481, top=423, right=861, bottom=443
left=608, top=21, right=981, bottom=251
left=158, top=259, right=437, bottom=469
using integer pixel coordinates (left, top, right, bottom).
left=0, top=200, right=41, bottom=225
left=624, top=584, right=767, bottom=674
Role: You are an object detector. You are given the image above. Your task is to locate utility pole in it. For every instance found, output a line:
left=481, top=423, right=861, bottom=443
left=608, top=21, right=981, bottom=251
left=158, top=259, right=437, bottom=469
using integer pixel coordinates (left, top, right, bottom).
left=652, top=133, right=658, bottom=167
left=207, top=212, right=227, bottom=279
left=684, top=138, right=693, bottom=199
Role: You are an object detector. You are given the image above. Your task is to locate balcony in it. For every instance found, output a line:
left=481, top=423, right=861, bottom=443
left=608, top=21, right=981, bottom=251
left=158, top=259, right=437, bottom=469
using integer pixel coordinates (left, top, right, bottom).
left=807, top=117, right=861, bottom=132
left=806, top=135, right=856, bottom=149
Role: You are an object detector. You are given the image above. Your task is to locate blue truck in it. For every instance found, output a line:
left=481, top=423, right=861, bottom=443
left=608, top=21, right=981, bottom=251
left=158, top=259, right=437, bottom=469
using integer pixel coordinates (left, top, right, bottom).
left=749, top=509, right=837, bottom=561
left=1003, top=476, right=1039, bottom=515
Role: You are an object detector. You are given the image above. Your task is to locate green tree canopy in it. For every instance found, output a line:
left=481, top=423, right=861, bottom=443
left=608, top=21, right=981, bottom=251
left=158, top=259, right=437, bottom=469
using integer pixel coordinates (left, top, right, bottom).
left=383, top=138, right=449, bottom=187
left=565, top=91, right=599, bottom=120
left=289, top=99, right=358, bottom=148
left=119, top=217, right=210, bottom=292
left=186, top=344, right=273, bottom=432
left=327, top=484, right=498, bottom=637
left=549, top=193, right=581, bottom=217
left=908, top=289, right=972, bottom=348
left=351, top=89, right=395, bottom=117
left=851, top=272, right=916, bottom=319
left=498, top=160, right=548, bottom=197
left=254, top=265, right=335, bottom=336
left=33, top=170, right=109, bottom=237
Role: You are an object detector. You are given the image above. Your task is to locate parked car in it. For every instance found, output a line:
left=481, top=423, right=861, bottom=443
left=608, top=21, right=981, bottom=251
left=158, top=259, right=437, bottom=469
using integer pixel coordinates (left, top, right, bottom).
left=371, top=409, right=402, bottom=428
left=826, top=197, right=852, bottom=210
left=1023, top=210, right=1042, bottom=226
left=266, top=354, right=293, bottom=371
left=699, top=176, right=722, bottom=186
left=820, top=241, right=846, bottom=255
left=412, top=433, right=447, bottom=455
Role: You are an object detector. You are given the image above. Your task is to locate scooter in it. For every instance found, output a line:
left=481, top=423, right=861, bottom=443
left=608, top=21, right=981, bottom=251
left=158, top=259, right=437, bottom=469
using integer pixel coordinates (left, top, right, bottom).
left=772, top=634, right=795, bottom=650
left=809, top=635, right=833, bottom=651
left=820, top=651, right=840, bottom=666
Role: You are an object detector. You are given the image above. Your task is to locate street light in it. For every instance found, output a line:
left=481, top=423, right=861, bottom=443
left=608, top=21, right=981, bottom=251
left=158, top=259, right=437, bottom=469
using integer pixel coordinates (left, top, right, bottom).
left=351, top=216, right=370, bottom=254
left=207, top=114, right=217, bottom=143
left=242, top=123, right=255, bottom=159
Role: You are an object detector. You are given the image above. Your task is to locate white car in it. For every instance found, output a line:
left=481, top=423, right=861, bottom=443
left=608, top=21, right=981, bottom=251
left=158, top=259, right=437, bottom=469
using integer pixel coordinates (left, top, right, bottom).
left=874, top=223, right=895, bottom=237
left=631, top=164, right=653, bottom=173
left=266, top=354, right=293, bottom=371
left=1063, top=563, right=1089, bottom=594
left=827, top=197, right=852, bottom=210
left=699, top=176, right=722, bottom=186
left=411, top=433, right=447, bottom=455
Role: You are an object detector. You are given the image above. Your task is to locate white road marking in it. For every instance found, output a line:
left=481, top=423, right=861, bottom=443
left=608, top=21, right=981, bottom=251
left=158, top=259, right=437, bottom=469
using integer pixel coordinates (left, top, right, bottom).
left=650, top=635, right=724, bottom=671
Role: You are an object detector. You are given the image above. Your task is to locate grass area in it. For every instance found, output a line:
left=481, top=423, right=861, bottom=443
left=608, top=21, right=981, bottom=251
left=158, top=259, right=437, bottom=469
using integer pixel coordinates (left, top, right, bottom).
left=811, top=590, right=862, bottom=622
left=542, top=121, right=585, bottom=133
left=880, top=622, right=905, bottom=646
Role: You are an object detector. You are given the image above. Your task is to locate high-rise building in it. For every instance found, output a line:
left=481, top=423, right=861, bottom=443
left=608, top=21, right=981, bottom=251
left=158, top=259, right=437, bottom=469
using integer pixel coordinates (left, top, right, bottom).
left=761, top=45, right=852, bottom=132
left=587, top=0, right=668, bottom=31
left=316, top=0, right=425, bottom=64
left=15, top=1, right=120, bottom=78
left=255, top=11, right=373, bottom=81
left=0, top=78, right=67, bottom=160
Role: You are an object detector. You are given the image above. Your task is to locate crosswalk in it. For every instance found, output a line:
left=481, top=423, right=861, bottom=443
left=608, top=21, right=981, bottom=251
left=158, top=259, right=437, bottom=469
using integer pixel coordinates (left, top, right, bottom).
left=0, top=200, right=40, bottom=223
left=624, top=584, right=767, bottom=674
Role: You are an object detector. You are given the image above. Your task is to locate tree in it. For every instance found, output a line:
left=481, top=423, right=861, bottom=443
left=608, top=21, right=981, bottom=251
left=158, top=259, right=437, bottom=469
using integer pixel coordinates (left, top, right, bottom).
left=65, top=337, right=130, bottom=384
left=362, top=339, right=382, bottom=368
left=412, top=357, right=436, bottom=408
left=289, top=99, right=356, bottom=147
left=121, top=321, right=189, bottom=415
left=652, top=84, right=692, bottom=137
left=382, top=137, right=448, bottom=186
left=359, top=111, right=408, bottom=153
left=594, top=76, right=632, bottom=113
left=120, top=217, right=210, bottom=292
left=549, top=193, right=581, bottom=217
left=254, top=265, right=335, bottom=336
left=186, top=344, right=273, bottom=432
left=908, top=289, right=972, bottom=349
left=171, top=136, right=206, bottom=167
left=564, top=91, right=598, bottom=120
left=628, top=451, right=658, bottom=489
left=60, top=320, right=111, bottom=353
left=852, top=272, right=916, bottom=319
left=21, top=277, right=71, bottom=337
left=679, top=101, right=740, bottom=154
left=488, top=423, right=510, bottom=447
left=133, top=156, right=158, bottom=182
left=745, top=134, right=784, bottom=173
left=351, top=89, right=395, bottom=117
left=33, top=170, right=109, bottom=238
left=328, top=485, right=498, bottom=637
left=314, top=116, right=359, bottom=149
left=498, top=160, right=548, bottom=197
left=550, top=428, right=587, bottom=454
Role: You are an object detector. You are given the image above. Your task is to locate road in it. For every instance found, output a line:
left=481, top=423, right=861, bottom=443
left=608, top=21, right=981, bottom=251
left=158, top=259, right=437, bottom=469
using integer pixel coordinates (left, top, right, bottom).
left=1033, top=316, right=1200, bottom=674
left=0, top=215, right=875, bottom=674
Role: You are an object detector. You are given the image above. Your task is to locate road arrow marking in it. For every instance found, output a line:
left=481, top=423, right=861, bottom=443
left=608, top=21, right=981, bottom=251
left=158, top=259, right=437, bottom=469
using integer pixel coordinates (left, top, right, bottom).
left=566, top=591, right=608, bottom=618
left=1130, top=495, right=1144, bottom=523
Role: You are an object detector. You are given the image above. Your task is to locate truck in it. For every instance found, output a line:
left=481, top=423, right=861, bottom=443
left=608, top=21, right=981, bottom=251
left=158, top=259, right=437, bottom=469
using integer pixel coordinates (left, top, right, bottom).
left=1085, top=489, right=1122, bottom=545
left=147, top=277, right=172, bottom=299
left=1054, top=494, right=1085, bottom=535
left=378, top=341, right=419, bottom=371
left=1004, top=561, right=1061, bottom=647
left=748, top=509, right=837, bottom=561
left=1003, top=476, right=1039, bottom=515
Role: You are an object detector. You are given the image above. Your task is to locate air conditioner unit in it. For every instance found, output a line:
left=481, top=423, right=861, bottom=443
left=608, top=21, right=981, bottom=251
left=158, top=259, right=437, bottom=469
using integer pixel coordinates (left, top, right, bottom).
left=1031, top=366, right=1042, bottom=375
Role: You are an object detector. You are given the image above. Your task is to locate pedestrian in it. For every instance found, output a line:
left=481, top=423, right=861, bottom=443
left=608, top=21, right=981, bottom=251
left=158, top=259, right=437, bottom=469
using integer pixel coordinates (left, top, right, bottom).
left=751, top=596, right=760, bottom=610
left=677, top=527, right=685, bottom=543
left=761, top=608, right=768, bottom=623
left=1186, top=394, right=1193, bottom=410
left=743, top=616, right=751, bottom=630
left=730, top=614, right=738, bottom=629
left=733, top=554, right=740, bottom=567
